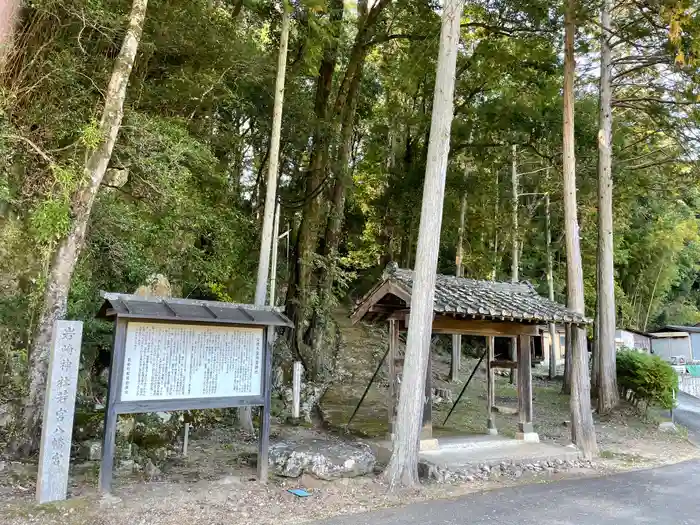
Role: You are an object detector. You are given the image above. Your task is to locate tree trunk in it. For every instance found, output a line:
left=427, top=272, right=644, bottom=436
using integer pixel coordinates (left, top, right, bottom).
left=0, top=0, right=20, bottom=68
left=11, top=0, right=148, bottom=456
left=306, top=57, right=364, bottom=359
left=451, top=161, right=468, bottom=382
left=510, top=144, right=519, bottom=283
left=509, top=147, right=518, bottom=384
left=242, top=1, right=291, bottom=433
left=383, top=0, right=463, bottom=489
left=562, top=0, right=598, bottom=459
left=596, top=0, right=619, bottom=414
left=545, top=193, right=557, bottom=380
left=285, top=0, right=344, bottom=373
left=254, top=2, right=290, bottom=308
left=491, top=172, right=499, bottom=280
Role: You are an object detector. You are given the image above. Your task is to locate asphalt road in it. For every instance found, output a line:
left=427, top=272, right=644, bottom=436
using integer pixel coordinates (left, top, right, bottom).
left=674, top=392, right=700, bottom=444
left=319, top=461, right=700, bottom=525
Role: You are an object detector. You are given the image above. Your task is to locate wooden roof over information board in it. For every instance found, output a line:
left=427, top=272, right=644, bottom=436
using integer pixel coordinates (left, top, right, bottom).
left=98, top=292, right=293, bottom=327
left=351, top=265, right=589, bottom=326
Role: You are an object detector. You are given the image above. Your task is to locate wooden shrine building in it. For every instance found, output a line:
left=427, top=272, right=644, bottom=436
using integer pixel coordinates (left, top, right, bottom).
left=350, top=264, right=590, bottom=442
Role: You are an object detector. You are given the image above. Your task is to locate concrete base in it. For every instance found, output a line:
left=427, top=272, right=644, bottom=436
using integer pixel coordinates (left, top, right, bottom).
left=416, top=435, right=580, bottom=473
left=420, top=438, right=439, bottom=451
left=516, top=432, right=540, bottom=443
left=487, top=428, right=499, bottom=436
left=372, top=434, right=580, bottom=471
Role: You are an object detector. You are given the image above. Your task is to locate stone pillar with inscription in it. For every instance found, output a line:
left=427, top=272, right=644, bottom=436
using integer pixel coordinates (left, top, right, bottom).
left=37, top=321, right=83, bottom=504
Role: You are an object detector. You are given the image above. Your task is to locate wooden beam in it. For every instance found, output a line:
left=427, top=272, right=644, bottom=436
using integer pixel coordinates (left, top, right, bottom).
left=517, top=334, right=534, bottom=433
left=431, top=316, right=540, bottom=336
left=387, top=308, right=410, bottom=320
left=490, top=359, right=518, bottom=369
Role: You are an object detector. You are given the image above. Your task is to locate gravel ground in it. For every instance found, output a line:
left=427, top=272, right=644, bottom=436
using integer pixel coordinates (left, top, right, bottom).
left=0, top=462, right=609, bottom=525
left=1, top=424, right=698, bottom=525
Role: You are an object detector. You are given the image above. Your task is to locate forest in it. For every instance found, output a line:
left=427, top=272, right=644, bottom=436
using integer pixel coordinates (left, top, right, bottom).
left=1, top=0, right=700, bottom=484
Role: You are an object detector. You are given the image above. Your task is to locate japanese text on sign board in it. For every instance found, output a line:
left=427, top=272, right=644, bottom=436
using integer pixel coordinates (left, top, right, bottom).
left=121, top=323, right=264, bottom=401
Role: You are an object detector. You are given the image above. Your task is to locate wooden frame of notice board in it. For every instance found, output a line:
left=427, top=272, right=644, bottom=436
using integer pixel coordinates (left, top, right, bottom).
left=96, top=293, right=293, bottom=493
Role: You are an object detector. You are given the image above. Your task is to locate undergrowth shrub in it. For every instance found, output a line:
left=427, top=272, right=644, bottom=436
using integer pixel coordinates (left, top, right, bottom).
left=616, top=349, right=677, bottom=412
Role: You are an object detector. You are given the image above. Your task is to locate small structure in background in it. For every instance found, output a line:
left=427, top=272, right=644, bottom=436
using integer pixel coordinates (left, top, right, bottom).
left=649, top=330, right=693, bottom=363
left=350, top=265, right=590, bottom=445
left=538, top=324, right=566, bottom=367
left=37, top=321, right=83, bottom=504
left=655, top=325, right=700, bottom=360
left=615, top=328, right=652, bottom=353
left=96, top=292, right=292, bottom=493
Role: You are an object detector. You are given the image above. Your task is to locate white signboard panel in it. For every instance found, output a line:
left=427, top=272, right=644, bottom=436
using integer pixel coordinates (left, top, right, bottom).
left=121, top=322, right=264, bottom=402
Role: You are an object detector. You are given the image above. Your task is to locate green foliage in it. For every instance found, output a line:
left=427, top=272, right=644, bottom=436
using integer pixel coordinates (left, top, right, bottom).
left=29, top=199, right=71, bottom=244
left=79, top=119, right=103, bottom=150
left=616, top=349, right=678, bottom=411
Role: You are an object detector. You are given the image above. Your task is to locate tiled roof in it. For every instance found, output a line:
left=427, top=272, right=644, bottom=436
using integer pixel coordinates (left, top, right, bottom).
left=353, top=265, right=590, bottom=325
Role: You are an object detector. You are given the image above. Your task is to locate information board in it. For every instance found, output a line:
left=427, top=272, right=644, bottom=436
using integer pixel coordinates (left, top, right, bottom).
left=121, top=322, right=264, bottom=401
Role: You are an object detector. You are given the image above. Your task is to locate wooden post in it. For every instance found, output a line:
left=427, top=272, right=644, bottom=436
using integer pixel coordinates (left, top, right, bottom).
left=451, top=334, right=461, bottom=382
left=509, top=336, right=517, bottom=385
left=517, top=334, right=538, bottom=442
left=99, top=318, right=128, bottom=493
left=182, top=423, right=190, bottom=457
left=388, top=319, right=399, bottom=437
left=562, top=323, right=572, bottom=394
left=257, top=326, right=274, bottom=482
left=486, top=336, right=497, bottom=435
left=292, top=361, right=303, bottom=419
left=421, top=349, right=433, bottom=440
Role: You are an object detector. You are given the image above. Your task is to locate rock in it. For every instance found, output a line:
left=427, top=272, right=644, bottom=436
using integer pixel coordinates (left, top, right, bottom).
left=134, top=274, right=172, bottom=298
left=103, top=168, right=129, bottom=189
left=659, top=421, right=678, bottom=433
left=217, top=475, right=244, bottom=486
left=493, top=406, right=518, bottom=415
left=81, top=441, right=102, bottom=461
left=117, top=459, right=135, bottom=472
left=432, top=387, right=454, bottom=404
left=143, top=459, right=162, bottom=480
left=100, top=494, right=122, bottom=507
left=155, top=412, right=172, bottom=423
left=0, top=403, right=12, bottom=428
left=269, top=439, right=376, bottom=480
left=513, top=469, right=523, bottom=478
left=117, top=417, right=135, bottom=439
